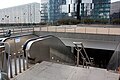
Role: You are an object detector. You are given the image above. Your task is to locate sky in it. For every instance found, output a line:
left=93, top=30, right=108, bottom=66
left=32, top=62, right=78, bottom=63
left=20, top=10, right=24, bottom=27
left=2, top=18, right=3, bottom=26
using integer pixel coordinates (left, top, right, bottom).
left=0, top=0, right=119, bottom=9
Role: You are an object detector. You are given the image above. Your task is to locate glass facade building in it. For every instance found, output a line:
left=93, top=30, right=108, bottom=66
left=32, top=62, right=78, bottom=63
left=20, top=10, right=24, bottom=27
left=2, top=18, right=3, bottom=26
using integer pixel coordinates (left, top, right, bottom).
left=47, top=0, right=111, bottom=23
left=48, top=0, right=66, bottom=23
left=92, top=0, right=111, bottom=20
left=41, top=3, right=49, bottom=23
left=80, top=0, right=93, bottom=19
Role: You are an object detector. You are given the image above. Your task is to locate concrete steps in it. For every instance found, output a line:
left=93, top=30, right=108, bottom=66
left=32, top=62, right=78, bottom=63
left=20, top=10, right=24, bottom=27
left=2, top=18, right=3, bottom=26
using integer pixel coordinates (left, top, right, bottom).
left=11, top=61, right=119, bottom=80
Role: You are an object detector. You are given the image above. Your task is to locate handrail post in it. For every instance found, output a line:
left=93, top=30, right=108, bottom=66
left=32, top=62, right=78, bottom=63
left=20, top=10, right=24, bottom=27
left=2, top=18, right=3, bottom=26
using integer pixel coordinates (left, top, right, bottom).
left=22, top=50, right=25, bottom=71
left=9, top=54, right=13, bottom=78
left=14, top=53, right=17, bottom=75
left=18, top=52, right=22, bottom=73
left=76, top=49, right=80, bottom=67
left=73, top=42, right=82, bottom=67
left=26, top=50, right=29, bottom=69
left=33, top=26, right=34, bottom=33
left=0, top=42, right=12, bottom=78
left=73, top=42, right=91, bottom=68
left=39, top=26, right=41, bottom=32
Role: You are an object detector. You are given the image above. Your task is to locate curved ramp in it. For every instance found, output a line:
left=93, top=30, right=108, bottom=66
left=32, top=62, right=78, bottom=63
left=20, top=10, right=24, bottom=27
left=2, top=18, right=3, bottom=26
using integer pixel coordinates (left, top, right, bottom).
left=24, top=35, right=75, bottom=64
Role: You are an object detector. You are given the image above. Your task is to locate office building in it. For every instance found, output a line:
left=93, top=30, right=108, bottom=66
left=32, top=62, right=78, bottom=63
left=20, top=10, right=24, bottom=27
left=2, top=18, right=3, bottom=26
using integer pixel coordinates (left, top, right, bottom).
left=92, top=0, right=111, bottom=20
left=48, top=0, right=66, bottom=23
left=40, top=0, right=49, bottom=23
left=110, top=1, right=120, bottom=19
left=48, top=0, right=111, bottom=23
left=0, top=2, right=40, bottom=23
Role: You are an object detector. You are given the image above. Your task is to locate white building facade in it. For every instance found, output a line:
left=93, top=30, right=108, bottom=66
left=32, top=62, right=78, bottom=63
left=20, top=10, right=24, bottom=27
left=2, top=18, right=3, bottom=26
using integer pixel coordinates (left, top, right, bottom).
left=0, top=2, right=41, bottom=23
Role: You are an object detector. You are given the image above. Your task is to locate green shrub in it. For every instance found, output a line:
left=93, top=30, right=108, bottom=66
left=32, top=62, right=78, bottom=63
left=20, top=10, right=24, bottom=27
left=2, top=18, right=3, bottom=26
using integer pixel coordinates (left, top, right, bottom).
left=57, top=18, right=80, bottom=25
left=111, top=19, right=120, bottom=24
left=82, top=19, right=94, bottom=24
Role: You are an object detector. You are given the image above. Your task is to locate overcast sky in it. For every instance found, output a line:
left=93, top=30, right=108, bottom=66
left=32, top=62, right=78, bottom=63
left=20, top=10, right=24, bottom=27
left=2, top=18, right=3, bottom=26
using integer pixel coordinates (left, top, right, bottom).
left=0, top=0, right=119, bottom=9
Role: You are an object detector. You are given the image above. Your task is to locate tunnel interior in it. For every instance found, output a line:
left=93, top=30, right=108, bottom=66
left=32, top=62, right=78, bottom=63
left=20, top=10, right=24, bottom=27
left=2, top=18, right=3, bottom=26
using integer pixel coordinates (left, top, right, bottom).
left=72, top=47, right=114, bottom=69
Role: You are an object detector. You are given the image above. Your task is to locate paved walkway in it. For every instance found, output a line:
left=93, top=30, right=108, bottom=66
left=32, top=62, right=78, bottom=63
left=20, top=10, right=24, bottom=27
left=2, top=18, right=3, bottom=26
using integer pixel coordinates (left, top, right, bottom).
left=11, top=61, right=119, bottom=80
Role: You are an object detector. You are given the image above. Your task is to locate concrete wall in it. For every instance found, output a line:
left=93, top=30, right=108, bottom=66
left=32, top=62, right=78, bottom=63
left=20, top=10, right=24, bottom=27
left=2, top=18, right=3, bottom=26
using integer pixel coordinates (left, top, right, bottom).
left=35, top=31, right=120, bottom=42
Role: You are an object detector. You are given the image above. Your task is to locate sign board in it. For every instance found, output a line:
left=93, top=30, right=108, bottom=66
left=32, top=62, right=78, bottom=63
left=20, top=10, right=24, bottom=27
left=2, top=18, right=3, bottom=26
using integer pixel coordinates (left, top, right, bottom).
left=15, top=37, right=20, bottom=43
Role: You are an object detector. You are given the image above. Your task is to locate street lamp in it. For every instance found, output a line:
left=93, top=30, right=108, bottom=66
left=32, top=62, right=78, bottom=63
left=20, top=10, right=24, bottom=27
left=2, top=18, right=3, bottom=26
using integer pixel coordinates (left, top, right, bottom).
left=7, top=16, right=9, bottom=24
left=1, top=18, right=4, bottom=24
left=14, top=17, right=16, bottom=23
left=4, top=15, right=9, bottom=26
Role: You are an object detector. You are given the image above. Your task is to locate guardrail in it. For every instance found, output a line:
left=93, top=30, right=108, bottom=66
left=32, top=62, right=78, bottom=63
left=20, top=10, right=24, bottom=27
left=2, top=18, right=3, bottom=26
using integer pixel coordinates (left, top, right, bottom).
left=0, top=26, right=34, bottom=36
left=35, top=25, right=120, bottom=35
left=0, top=42, right=29, bottom=79
left=1, top=25, right=120, bottom=36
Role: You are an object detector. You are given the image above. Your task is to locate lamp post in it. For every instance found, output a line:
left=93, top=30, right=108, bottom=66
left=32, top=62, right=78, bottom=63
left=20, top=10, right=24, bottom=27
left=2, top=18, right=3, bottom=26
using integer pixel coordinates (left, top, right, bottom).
left=1, top=18, right=4, bottom=24
left=17, top=17, right=19, bottom=25
left=4, top=15, right=9, bottom=27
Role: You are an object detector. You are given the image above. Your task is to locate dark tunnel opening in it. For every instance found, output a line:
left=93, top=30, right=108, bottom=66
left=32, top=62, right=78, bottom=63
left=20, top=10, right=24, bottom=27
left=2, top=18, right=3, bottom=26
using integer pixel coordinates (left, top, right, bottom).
left=72, top=47, right=114, bottom=69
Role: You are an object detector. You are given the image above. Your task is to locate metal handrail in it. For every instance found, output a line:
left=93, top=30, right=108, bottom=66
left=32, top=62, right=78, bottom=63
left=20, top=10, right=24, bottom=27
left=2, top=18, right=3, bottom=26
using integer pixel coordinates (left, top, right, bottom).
left=0, top=42, right=10, bottom=77
left=0, top=42, right=30, bottom=79
left=0, top=26, right=34, bottom=36
left=73, top=42, right=92, bottom=68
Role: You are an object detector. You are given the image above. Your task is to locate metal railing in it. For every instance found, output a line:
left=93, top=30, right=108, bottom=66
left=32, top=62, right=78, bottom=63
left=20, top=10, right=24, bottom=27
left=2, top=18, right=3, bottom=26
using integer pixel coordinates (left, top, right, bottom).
left=0, top=26, right=34, bottom=36
left=73, top=42, right=92, bottom=68
left=0, top=42, right=29, bottom=79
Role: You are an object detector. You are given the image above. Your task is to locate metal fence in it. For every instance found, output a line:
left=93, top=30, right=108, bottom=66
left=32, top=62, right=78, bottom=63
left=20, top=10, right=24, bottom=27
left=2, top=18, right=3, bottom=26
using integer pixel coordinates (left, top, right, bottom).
left=0, top=26, right=34, bottom=36
left=0, top=42, right=29, bottom=79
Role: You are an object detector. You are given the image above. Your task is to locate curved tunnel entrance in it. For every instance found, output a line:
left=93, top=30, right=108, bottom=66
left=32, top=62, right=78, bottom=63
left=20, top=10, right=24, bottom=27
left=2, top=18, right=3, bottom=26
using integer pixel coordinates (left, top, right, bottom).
left=70, top=47, right=114, bottom=69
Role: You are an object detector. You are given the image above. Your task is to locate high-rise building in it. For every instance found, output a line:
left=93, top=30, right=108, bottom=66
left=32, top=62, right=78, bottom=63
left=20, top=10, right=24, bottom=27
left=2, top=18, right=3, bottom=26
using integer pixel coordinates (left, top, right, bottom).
left=92, top=0, right=111, bottom=20
left=110, top=1, right=120, bottom=19
left=40, top=1, right=49, bottom=23
left=80, top=0, right=93, bottom=19
left=61, top=0, right=77, bottom=18
left=48, top=0, right=66, bottom=23
left=0, top=2, right=40, bottom=23
left=48, top=0, right=111, bottom=23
